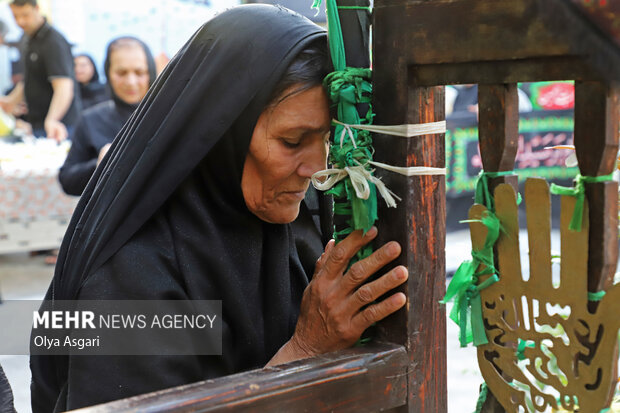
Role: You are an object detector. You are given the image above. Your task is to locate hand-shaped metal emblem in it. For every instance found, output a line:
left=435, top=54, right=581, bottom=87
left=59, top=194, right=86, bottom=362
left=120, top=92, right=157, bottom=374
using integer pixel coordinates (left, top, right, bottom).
left=468, top=178, right=619, bottom=412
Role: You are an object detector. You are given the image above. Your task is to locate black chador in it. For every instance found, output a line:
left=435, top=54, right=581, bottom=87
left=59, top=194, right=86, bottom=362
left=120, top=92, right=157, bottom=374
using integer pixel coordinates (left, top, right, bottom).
left=31, top=5, right=326, bottom=412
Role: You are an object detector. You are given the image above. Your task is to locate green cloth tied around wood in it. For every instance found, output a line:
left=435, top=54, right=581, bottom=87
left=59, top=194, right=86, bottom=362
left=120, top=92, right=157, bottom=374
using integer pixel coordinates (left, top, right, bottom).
left=314, top=0, right=378, bottom=266
left=442, top=212, right=501, bottom=347
left=475, top=170, right=519, bottom=212
left=323, top=68, right=376, bottom=241
left=474, top=382, right=489, bottom=413
left=550, top=173, right=614, bottom=232
left=588, top=290, right=606, bottom=301
left=443, top=170, right=517, bottom=347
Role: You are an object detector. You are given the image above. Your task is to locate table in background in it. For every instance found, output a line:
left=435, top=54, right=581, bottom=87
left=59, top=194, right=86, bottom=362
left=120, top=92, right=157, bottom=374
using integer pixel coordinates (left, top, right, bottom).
left=0, top=140, right=77, bottom=254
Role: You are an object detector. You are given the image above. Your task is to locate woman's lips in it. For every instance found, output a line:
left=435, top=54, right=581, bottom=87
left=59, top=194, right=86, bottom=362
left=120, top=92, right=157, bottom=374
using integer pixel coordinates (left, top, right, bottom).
left=281, top=190, right=306, bottom=201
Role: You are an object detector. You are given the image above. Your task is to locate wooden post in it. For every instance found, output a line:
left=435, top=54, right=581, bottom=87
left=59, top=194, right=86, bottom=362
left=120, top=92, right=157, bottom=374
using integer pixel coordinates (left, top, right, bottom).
left=574, top=81, right=619, bottom=301
left=478, top=83, right=519, bottom=194
left=573, top=81, right=619, bottom=406
left=373, top=5, right=447, bottom=410
left=477, top=83, right=520, bottom=413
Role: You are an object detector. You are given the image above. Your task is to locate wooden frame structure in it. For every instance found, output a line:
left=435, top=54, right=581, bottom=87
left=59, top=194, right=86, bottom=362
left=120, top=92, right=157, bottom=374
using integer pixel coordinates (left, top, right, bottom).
left=74, top=1, right=619, bottom=412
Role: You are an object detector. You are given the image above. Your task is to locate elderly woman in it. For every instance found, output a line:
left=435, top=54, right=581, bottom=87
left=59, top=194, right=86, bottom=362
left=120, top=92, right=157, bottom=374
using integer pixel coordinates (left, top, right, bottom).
left=73, top=54, right=108, bottom=110
left=59, top=38, right=156, bottom=195
left=31, top=5, right=407, bottom=412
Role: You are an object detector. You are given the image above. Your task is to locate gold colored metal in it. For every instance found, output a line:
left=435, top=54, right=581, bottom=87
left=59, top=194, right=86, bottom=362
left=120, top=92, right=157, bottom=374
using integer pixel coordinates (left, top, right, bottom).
left=468, top=178, right=620, bottom=412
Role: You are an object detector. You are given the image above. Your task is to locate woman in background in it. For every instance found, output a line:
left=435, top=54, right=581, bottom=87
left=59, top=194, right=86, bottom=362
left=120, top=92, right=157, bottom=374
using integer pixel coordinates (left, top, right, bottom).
left=59, top=38, right=156, bottom=195
left=74, top=54, right=108, bottom=110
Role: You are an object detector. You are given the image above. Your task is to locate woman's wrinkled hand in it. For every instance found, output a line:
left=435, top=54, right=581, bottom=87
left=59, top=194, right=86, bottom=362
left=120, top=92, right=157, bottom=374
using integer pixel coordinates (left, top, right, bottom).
left=267, top=227, right=407, bottom=366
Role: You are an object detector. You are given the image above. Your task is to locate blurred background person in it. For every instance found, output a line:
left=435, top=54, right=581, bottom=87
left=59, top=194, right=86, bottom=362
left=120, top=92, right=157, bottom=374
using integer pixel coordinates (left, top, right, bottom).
left=74, top=53, right=108, bottom=110
left=449, top=84, right=532, bottom=115
left=0, top=19, right=8, bottom=46
left=59, top=36, right=155, bottom=196
left=0, top=364, right=16, bottom=413
left=0, top=0, right=80, bottom=141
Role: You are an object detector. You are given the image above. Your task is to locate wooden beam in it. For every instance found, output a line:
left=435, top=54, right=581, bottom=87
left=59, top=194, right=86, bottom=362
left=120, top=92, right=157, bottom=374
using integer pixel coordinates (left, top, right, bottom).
left=373, top=5, right=447, bottom=410
left=573, top=81, right=619, bottom=307
left=410, top=57, right=599, bottom=87
left=71, top=344, right=408, bottom=413
left=376, top=0, right=620, bottom=83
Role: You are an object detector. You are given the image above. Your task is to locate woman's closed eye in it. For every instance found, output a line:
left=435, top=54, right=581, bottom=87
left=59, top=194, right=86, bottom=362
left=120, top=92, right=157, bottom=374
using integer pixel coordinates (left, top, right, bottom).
left=281, top=138, right=301, bottom=148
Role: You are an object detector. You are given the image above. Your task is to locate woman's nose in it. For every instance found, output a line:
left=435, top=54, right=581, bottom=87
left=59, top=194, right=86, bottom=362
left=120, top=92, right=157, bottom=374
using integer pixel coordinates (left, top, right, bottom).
left=125, top=73, right=139, bottom=87
left=298, top=139, right=328, bottom=178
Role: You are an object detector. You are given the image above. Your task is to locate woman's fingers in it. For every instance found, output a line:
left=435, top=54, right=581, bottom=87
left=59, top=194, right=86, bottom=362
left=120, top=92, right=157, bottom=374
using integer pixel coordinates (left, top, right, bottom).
left=352, top=291, right=407, bottom=331
left=342, top=241, right=401, bottom=292
left=318, top=227, right=378, bottom=280
left=315, top=239, right=335, bottom=273
left=350, top=265, right=408, bottom=307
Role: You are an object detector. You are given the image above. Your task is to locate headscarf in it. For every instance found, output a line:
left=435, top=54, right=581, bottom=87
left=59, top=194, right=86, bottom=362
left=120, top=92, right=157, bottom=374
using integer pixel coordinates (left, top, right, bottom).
left=74, top=53, right=108, bottom=110
left=54, top=3, right=325, bottom=300
left=33, top=4, right=327, bottom=410
left=102, top=36, right=157, bottom=109
left=75, top=53, right=100, bottom=83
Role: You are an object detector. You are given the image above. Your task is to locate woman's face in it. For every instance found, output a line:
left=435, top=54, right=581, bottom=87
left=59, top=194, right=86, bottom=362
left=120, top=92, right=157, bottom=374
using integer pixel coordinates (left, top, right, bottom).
left=108, top=46, right=150, bottom=105
left=242, top=85, right=331, bottom=224
left=74, top=56, right=95, bottom=84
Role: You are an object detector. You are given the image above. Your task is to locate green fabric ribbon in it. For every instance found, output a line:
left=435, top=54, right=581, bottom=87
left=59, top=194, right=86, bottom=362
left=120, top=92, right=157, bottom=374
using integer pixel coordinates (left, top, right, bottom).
left=337, top=5, right=372, bottom=10
left=313, top=0, right=346, bottom=71
left=475, top=170, right=517, bottom=212
left=323, top=70, right=374, bottom=216
left=312, top=0, right=377, bottom=266
left=474, top=382, right=488, bottom=413
left=443, top=170, right=514, bottom=347
left=588, top=290, right=606, bottom=301
left=550, top=173, right=614, bottom=232
left=442, top=212, right=501, bottom=347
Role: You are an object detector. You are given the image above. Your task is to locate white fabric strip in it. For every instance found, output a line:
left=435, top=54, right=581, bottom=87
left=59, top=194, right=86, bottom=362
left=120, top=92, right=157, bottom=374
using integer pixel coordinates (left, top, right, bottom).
left=332, top=119, right=446, bottom=138
left=312, top=162, right=445, bottom=208
left=369, top=161, right=446, bottom=177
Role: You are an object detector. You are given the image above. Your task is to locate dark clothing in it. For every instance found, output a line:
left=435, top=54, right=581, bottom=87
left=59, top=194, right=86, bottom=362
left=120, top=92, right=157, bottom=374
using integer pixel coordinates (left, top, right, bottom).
left=22, top=20, right=80, bottom=130
left=452, top=85, right=478, bottom=113
left=59, top=40, right=156, bottom=196
left=75, top=54, right=109, bottom=109
left=0, top=364, right=16, bottom=413
left=58, top=100, right=135, bottom=195
left=79, top=82, right=108, bottom=110
left=31, top=5, right=327, bottom=412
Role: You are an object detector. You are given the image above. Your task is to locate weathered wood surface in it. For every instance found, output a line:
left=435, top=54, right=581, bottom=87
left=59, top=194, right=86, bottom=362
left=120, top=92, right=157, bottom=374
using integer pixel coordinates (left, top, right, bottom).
left=573, top=81, right=619, bottom=306
left=477, top=83, right=519, bottom=198
left=373, top=4, right=447, bottom=408
left=411, top=57, right=600, bottom=88
left=70, top=343, right=408, bottom=413
left=385, top=0, right=620, bottom=86
left=569, top=0, right=620, bottom=48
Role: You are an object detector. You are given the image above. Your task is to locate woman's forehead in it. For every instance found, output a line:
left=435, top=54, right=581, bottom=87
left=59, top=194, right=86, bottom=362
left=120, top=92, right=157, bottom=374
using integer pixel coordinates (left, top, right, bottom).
left=268, top=86, right=330, bottom=131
